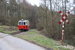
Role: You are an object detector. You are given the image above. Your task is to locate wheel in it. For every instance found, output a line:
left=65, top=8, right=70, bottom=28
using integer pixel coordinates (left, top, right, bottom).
left=20, top=29, right=24, bottom=32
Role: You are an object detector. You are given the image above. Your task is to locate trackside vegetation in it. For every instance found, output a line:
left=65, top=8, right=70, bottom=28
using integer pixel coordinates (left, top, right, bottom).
left=14, top=30, right=70, bottom=50
left=0, top=25, right=19, bottom=34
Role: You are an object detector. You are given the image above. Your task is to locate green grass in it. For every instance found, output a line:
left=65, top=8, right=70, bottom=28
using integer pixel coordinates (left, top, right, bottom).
left=28, top=30, right=39, bottom=34
left=14, top=30, right=69, bottom=50
left=0, top=25, right=19, bottom=34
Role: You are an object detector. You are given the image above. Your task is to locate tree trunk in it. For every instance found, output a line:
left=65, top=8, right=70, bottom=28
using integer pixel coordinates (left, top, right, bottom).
left=50, top=0, right=53, bottom=37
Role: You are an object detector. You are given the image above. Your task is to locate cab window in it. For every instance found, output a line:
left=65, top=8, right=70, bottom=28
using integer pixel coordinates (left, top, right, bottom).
left=19, top=22, right=21, bottom=25
left=24, top=22, right=25, bottom=25
left=19, top=22, right=24, bottom=25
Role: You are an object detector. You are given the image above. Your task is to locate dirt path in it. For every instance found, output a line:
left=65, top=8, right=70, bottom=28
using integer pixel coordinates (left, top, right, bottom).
left=0, top=32, right=46, bottom=50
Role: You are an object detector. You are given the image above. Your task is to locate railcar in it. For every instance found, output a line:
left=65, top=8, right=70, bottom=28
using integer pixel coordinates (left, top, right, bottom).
left=18, top=19, right=29, bottom=31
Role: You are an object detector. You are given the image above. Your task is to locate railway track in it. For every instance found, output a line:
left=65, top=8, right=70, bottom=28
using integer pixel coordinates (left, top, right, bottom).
left=10, top=29, right=31, bottom=35
left=0, top=29, right=31, bottom=38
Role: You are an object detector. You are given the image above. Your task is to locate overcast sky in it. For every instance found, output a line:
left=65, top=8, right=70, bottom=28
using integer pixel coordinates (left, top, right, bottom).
left=26, top=0, right=40, bottom=6
left=26, top=0, right=74, bottom=6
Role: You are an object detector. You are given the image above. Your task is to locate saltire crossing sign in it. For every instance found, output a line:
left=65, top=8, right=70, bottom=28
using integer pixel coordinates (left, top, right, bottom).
left=59, top=10, right=70, bottom=44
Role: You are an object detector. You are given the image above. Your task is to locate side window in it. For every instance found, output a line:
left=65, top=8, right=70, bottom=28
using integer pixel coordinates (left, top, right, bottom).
left=24, top=22, right=25, bottom=25
left=26, top=22, right=27, bottom=25
left=21, top=22, right=23, bottom=25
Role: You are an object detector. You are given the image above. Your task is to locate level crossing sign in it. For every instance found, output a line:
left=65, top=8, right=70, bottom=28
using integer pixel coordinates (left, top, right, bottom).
left=59, top=10, right=70, bottom=44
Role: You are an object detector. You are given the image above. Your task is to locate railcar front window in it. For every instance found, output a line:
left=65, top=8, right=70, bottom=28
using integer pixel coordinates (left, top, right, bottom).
left=21, top=22, right=23, bottom=25
left=24, top=22, right=25, bottom=25
left=19, top=22, right=24, bottom=25
left=19, top=22, right=21, bottom=25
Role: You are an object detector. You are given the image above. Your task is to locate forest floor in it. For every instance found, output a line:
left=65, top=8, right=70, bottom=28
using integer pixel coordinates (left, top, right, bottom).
left=0, top=25, right=75, bottom=50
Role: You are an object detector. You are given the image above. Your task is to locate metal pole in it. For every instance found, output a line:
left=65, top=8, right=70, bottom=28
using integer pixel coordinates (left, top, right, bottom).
left=62, top=0, right=66, bottom=45
left=65, top=0, right=66, bottom=14
left=62, top=0, right=63, bottom=45
left=62, top=21, right=64, bottom=44
left=62, top=0, right=63, bottom=12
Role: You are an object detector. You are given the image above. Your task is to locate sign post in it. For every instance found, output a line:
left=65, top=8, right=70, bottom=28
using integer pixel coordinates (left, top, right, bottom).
left=59, top=10, right=70, bottom=44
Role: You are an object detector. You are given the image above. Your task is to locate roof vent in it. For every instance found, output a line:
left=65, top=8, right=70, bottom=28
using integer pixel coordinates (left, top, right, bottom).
left=21, top=19, right=23, bottom=21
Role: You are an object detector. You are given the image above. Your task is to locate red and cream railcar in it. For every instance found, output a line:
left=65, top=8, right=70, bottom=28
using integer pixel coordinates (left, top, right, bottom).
left=18, top=19, right=29, bottom=31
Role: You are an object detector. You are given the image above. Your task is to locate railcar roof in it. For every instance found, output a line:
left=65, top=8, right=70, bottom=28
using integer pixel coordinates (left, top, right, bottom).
left=19, top=20, right=29, bottom=22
